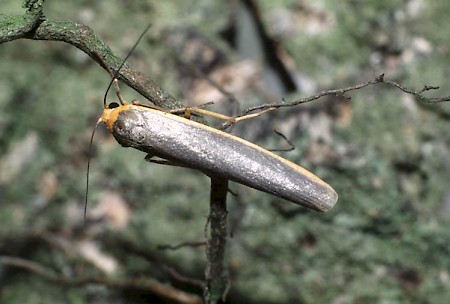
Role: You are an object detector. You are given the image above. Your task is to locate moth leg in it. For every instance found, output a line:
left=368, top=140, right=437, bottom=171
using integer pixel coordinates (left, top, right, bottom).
left=131, top=100, right=164, bottom=111
left=113, top=79, right=126, bottom=105
left=233, top=107, right=276, bottom=122
left=132, top=99, right=275, bottom=123
left=170, top=106, right=276, bottom=123
left=145, top=154, right=174, bottom=166
left=145, top=154, right=194, bottom=169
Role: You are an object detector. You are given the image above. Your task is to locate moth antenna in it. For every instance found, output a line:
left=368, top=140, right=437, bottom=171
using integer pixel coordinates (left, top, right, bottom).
left=85, top=24, right=152, bottom=226
left=103, top=23, right=153, bottom=107
left=85, top=121, right=100, bottom=226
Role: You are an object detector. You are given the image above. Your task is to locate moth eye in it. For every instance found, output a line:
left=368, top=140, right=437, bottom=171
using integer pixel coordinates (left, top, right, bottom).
left=109, top=102, right=120, bottom=109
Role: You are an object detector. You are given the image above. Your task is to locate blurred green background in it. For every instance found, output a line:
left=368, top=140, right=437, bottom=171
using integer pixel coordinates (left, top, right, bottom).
left=1, top=0, right=450, bottom=303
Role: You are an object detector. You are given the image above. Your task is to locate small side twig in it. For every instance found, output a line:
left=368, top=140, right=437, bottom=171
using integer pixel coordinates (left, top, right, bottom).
left=234, top=74, right=449, bottom=119
left=157, top=240, right=207, bottom=251
left=164, top=266, right=205, bottom=288
left=0, top=255, right=202, bottom=304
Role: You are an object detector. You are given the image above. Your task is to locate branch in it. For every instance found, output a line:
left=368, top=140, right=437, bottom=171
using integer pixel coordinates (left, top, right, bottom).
left=0, top=2, right=181, bottom=110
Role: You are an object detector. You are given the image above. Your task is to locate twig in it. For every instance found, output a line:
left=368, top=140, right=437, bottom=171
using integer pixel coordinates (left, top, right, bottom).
left=0, top=255, right=202, bottom=304
left=0, top=255, right=56, bottom=279
left=205, top=177, right=229, bottom=303
left=164, top=266, right=205, bottom=288
left=157, top=240, right=207, bottom=251
left=240, top=74, right=449, bottom=115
